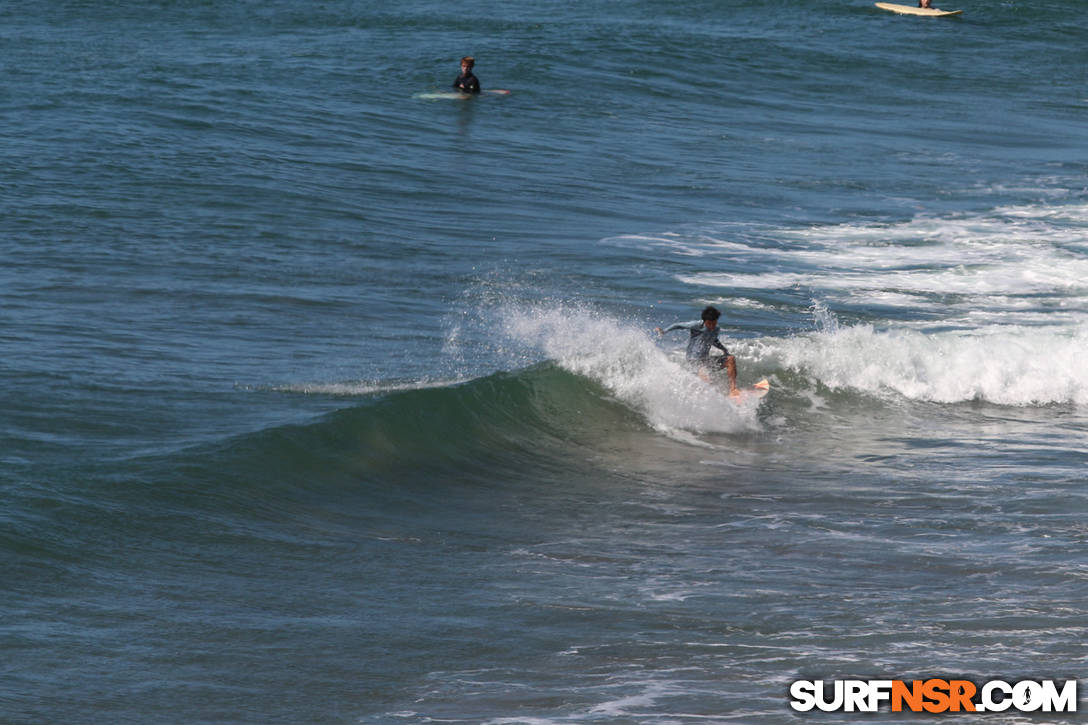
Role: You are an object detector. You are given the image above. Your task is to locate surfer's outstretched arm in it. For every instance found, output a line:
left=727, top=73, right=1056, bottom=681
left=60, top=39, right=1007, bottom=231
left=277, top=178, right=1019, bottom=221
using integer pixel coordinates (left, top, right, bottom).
left=655, top=320, right=700, bottom=335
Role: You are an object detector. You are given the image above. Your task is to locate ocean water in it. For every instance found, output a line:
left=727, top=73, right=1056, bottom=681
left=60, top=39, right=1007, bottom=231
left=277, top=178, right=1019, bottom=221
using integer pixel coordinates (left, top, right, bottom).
left=3, top=0, right=1087, bottom=722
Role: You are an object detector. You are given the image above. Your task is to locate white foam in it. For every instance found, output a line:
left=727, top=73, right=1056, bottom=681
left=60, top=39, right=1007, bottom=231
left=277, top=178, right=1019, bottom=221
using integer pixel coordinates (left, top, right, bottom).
left=679, top=226, right=1088, bottom=305
left=615, top=202, right=1088, bottom=324
left=588, top=683, right=672, bottom=716
left=767, top=322, right=1088, bottom=406
left=502, top=306, right=762, bottom=435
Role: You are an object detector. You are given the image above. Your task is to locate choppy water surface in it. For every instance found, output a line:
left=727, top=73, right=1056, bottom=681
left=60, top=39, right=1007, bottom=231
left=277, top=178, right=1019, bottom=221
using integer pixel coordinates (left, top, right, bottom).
left=2, top=0, right=1086, bottom=722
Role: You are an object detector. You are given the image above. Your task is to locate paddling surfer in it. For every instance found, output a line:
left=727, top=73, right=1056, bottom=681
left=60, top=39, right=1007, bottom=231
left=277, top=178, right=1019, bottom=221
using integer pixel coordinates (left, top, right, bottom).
left=453, top=56, right=480, bottom=94
left=655, top=306, right=739, bottom=395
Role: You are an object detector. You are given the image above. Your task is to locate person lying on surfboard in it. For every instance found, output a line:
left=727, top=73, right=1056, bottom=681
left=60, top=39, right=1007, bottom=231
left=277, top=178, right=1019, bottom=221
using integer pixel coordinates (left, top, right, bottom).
left=655, top=305, right=739, bottom=395
left=453, top=56, right=481, bottom=94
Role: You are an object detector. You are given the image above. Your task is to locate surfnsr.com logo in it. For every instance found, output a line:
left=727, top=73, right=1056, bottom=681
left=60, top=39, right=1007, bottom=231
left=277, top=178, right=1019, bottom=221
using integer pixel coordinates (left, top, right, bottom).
left=789, top=679, right=1078, bottom=713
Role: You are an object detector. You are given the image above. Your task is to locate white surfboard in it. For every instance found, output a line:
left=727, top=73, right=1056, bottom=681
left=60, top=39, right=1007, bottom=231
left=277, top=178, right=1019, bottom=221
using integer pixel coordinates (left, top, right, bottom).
left=414, top=89, right=512, bottom=101
left=414, top=91, right=471, bottom=100
left=875, top=2, right=963, bottom=16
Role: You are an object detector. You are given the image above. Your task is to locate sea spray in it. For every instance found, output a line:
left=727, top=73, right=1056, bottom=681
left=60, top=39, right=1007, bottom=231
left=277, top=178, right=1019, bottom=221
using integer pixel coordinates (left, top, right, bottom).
left=501, top=304, right=762, bottom=435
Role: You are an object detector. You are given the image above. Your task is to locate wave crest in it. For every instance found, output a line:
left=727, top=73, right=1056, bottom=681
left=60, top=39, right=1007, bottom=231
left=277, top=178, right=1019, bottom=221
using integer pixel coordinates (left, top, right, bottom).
left=769, top=322, right=1088, bottom=406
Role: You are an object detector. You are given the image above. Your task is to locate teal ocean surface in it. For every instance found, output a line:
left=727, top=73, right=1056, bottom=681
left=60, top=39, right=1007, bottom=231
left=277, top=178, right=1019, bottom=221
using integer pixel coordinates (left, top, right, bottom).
left=3, top=0, right=1086, bottom=722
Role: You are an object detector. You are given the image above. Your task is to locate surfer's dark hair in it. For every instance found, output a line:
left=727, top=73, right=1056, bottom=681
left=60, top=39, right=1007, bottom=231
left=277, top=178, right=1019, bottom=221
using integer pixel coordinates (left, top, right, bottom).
left=461, top=56, right=475, bottom=68
left=701, top=306, right=721, bottom=321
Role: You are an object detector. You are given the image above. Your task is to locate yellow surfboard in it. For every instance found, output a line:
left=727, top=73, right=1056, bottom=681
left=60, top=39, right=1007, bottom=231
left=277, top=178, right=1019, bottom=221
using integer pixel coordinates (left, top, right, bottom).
left=875, top=2, right=963, bottom=16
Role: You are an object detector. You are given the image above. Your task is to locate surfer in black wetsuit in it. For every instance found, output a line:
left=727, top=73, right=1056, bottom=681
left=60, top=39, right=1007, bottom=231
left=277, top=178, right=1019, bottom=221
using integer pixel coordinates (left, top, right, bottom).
left=656, top=306, right=739, bottom=395
left=453, top=56, right=480, bottom=94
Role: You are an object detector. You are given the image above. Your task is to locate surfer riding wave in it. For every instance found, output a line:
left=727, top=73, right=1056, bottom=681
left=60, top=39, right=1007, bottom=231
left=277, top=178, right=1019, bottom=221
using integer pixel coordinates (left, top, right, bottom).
left=655, top=306, right=739, bottom=395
